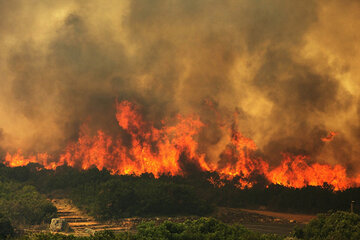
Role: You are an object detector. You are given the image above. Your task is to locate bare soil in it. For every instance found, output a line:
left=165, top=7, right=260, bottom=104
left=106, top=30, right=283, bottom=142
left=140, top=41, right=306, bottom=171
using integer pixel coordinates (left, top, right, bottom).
left=240, top=208, right=316, bottom=224
left=213, top=207, right=316, bottom=235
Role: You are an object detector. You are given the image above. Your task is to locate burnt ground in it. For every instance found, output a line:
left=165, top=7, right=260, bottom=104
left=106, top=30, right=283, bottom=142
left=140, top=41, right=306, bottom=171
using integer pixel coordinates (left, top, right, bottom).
left=27, top=198, right=316, bottom=236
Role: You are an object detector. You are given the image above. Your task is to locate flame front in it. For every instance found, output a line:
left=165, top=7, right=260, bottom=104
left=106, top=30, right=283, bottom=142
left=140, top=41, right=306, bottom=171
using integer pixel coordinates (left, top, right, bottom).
left=267, top=154, right=351, bottom=190
left=56, top=101, right=209, bottom=176
left=4, top=101, right=360, bottom=190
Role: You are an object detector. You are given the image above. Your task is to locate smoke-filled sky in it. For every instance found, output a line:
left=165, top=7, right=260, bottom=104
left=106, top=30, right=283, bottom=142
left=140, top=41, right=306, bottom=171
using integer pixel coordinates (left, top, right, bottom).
left=0, top=0, right=359, bottom=171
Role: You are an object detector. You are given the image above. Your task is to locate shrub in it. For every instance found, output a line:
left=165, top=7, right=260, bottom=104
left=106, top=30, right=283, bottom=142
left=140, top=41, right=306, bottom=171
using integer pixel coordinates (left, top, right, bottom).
left=134, top=217, right=283, bottom=240
left=17, top=218, right=284, bottom=240
left=293, top=211, right=360, bottom=240
left=71, top=178, right=213, bottom=220
left=0, top=181, right=57, bottom=225
left=4, top=164, right=360, bottom=218
left=0, top=213, right=14, bottom=239
left=20, top=233, right=81, bottom=240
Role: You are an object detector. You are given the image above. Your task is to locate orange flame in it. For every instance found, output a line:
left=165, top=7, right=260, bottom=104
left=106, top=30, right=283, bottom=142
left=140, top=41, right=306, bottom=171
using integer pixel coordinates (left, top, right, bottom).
left=4, top=150, right=51, bottom=168
left=267, top=154, right=350, bottom=190
left=321, top=131, right=337, bottom=142
left=56, top=101, right=210, bottom=176
left=3, top=101, right=360, bottom=190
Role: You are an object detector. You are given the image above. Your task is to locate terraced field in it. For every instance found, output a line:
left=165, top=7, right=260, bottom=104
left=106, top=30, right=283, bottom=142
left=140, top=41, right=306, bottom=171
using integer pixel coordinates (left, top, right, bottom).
left=52, top=199, right=132, bottom=236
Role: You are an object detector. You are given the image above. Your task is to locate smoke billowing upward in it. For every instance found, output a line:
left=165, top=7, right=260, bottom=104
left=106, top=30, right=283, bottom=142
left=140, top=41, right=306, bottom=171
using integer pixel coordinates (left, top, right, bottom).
left=0, top=0, right=359, bottom=173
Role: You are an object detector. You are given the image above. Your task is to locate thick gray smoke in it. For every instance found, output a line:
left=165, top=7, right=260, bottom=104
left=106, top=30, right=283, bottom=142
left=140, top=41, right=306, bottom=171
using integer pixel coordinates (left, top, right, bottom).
left=0, top=0, right=359, bottom=171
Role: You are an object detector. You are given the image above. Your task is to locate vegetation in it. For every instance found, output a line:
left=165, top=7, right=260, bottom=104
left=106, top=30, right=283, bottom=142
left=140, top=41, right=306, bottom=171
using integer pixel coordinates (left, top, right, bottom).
left=1, top=162, right=360, bottom=239
left=11, top=212, right=360, bottom=239
left=71, top=178, right=212, bottom=219
left=0, top=164, right=213, bottom=220
left=0, top=213, right=14, bottom=239
left=17, top=218, right=283, bottom=240
left=0, top=180, right=57, bottom=226
left=1, top=163, right=358, bottom=219
left=293, top=211, right=360, bottom=240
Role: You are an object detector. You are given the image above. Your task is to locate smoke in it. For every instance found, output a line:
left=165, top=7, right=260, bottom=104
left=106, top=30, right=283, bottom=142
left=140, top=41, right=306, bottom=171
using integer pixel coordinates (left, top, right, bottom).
left=0, top=0, right=359, bottom=171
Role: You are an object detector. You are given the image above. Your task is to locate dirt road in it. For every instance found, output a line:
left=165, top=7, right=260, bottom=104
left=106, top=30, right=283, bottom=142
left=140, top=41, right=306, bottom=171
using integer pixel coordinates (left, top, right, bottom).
left=214, top=207, right=316, bottom=235
left=240, top=208, right=315, bottom=224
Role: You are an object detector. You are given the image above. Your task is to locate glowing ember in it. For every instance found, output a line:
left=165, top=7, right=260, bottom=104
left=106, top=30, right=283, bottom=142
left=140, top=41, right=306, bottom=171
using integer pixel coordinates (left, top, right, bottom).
left=3, top=101, right=360, bottom=190
left=321, top=131, right=337, bottom=142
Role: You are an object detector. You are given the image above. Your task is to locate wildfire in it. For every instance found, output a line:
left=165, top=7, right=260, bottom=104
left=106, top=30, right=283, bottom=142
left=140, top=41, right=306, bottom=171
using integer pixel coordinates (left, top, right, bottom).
left=267, top=154, right=351, bottom=190
left=3, top=101, right=360, bottom=190
left=5, top=150, right=55, bottom=169
left=56, top=101, right=210, bottom=176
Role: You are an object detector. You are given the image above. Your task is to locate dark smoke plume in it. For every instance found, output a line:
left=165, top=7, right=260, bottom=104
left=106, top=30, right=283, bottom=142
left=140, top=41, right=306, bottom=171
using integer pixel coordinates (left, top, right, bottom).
left=0, top=0, right=359, bottom=171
